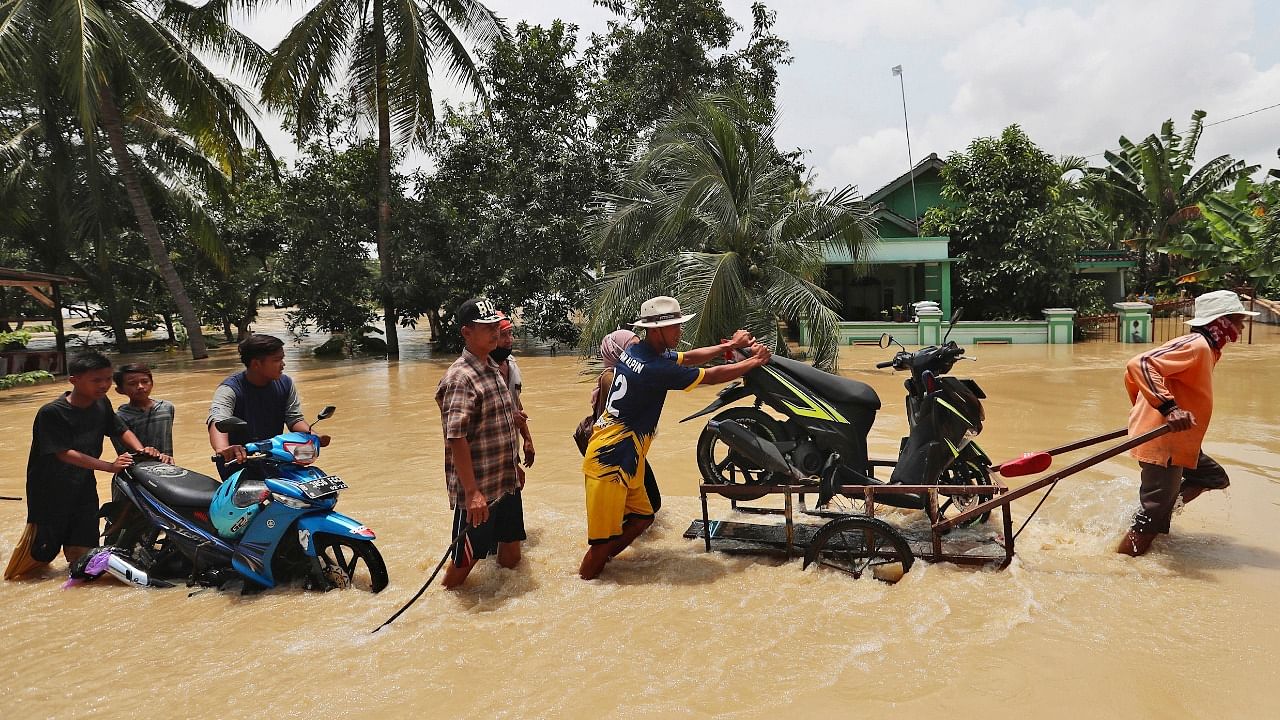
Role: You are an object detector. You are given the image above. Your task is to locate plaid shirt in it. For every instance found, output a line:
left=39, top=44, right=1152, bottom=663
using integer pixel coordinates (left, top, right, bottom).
left=436, top=349, right=520, bottom=508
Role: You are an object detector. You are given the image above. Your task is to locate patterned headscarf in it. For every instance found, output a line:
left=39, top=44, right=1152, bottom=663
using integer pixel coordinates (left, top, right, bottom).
left=593, top=330, right=638, bottom=407
left=600, top=329, right=637, bottom=369
left=1196, top=314, right=1242, bottom=349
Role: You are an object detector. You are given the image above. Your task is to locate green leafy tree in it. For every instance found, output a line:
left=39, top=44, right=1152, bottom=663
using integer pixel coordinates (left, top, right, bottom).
left=1164, top=178, right=1280, bottom=295
left=585, top=0, right=790, bottom=168
left=1086, top=110, right=1256, bottom=289
left=586, top=94, right=874, bottom=371
left=273, top=138, right=384, bottom=342
left=0, top=0, right=274, bottom=359
left=401, top=21, right=603, bottom=346
left=921, top=125, right=1091, bottom=320
left=263, top=0, right=507, bottom=357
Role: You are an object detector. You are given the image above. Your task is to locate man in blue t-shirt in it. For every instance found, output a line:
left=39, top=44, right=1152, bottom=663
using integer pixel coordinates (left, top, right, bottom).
left=207, top=334, right=326, bottom=480
left=579, top=296, right=771, bottom=579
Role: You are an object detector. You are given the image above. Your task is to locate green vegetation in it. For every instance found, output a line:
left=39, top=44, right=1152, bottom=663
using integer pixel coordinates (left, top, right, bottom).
left=922, top=126, right=1096, bottom=320
left=1, top=1, right=1274, bottom=359
left=586, top=95, right=874, bottom=370
left=0, top=370, right=55, bottom=390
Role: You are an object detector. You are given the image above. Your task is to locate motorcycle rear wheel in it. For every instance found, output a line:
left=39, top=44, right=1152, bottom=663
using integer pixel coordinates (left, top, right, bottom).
left=311, top=534, right=389, bottom=593
left=696, top=407, right=790, bottom=501
left=803, top=515, right=914, bottom=583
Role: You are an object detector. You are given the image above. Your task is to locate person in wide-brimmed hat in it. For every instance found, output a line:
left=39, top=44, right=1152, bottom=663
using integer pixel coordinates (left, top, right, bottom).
left=1117, top=290, right=1258, bottom=557
left=578, top=296, right=772, bottom=580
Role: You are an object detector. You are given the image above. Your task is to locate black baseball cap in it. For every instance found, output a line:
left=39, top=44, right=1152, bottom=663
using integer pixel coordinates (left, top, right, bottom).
left=456, top=297, right=502, bottom=325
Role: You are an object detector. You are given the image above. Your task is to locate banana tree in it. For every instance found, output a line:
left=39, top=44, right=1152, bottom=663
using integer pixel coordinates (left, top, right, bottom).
left=1164, top=180, right=1280, bottom=295
left=1086, top=110, right=1257, bottom=288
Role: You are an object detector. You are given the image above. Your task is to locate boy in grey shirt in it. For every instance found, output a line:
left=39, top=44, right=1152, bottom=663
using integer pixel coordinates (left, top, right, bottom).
left=112, top=363, right=175, bottom=457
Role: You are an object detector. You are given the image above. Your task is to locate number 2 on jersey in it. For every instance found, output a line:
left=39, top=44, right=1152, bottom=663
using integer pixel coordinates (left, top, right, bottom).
left=604, top=374, right=628, bottom=416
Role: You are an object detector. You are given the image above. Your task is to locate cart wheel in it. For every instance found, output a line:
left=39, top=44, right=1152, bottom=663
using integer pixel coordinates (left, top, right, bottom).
left=934, top=460, right=994, bottom=527
left=803, top=516, right=914, bottom=583
left=696, top=407, right=789, bottom=501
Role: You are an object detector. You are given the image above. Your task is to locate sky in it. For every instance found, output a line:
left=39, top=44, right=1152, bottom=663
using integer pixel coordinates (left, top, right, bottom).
left=231, top=0, right=1280, bottom=195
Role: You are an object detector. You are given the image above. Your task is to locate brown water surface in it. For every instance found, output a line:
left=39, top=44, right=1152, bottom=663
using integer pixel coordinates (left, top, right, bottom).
left=2, top=312, right=1278, bottom=718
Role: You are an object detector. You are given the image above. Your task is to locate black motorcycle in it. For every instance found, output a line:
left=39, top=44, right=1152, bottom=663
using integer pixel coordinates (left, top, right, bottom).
left=682, top=309, right=993, bottom=525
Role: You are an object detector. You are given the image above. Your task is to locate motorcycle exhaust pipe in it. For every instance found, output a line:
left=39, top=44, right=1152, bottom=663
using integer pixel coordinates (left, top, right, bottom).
left=708, top=420, right=803, bottom=482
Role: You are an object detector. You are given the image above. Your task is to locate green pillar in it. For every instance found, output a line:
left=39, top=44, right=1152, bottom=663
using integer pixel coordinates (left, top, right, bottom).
left=1042, top=308, right=1076, bottom=344
left=940, top=261, right=952, bottom=320
left=1114, top=302, right=1152, bottom=343
left=916, top=306, right=943, bottom=345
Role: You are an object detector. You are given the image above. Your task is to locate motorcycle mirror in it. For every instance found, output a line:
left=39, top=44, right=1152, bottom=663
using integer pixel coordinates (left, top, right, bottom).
left=942, top=307, right=964, bottom=343
left=878, top=333, right=892, bottom=349
left=215, top=417, right=248, bottom=434
left=318, top=406, right=336, bottom=421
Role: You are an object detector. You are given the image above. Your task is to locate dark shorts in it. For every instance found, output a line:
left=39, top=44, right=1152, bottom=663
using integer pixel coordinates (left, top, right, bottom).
left=30, top=485, right=100, bottom=563
left=451, top=491, right=526, bottom=568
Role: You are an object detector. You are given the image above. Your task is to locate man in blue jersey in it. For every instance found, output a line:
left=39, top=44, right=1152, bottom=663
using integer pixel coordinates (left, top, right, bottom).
left=579, top=296, right=771, bottom=579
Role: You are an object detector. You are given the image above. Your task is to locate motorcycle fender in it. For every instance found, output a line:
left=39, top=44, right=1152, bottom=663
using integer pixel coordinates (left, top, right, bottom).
left=295, top=512, right=377, bottom=556
left=679, top=382, right=751, bottom=423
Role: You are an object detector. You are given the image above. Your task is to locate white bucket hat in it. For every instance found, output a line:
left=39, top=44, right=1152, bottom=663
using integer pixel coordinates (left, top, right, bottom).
left=1185, top=290, right=1259, bottom=326
left=633, top=296, right=696, bottom=328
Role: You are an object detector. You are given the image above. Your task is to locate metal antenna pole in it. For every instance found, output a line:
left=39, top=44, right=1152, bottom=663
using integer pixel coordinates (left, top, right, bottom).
left=892, top=65, right=920, bottom=236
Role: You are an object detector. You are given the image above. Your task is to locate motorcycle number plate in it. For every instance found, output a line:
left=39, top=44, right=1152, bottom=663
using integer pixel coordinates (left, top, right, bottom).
left=298, top=475, right=347, bottom=499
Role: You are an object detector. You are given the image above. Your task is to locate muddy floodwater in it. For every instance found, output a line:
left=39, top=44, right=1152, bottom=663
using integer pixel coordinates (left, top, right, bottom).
left=2, top=312, right=1279, bottom=719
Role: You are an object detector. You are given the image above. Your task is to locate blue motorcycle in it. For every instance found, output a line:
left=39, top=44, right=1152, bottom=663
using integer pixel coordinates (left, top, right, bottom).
left=101, top=406, right=388, bottom=593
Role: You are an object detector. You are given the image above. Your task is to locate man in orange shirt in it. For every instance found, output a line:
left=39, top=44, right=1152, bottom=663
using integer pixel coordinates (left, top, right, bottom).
left=1117, top=290, right=1258, bottom=556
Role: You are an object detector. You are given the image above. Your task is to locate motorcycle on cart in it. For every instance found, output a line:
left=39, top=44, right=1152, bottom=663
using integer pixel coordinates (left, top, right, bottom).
left=682, top=310, right=1174, bottom=582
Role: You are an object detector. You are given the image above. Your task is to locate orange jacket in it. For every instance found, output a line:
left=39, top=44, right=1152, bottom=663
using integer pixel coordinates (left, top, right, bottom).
left=1124, top=332, right=1219, bottom=467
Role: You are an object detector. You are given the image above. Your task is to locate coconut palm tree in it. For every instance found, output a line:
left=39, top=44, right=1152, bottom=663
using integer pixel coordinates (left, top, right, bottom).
left=1086, top=110, right=1256, bottom=289
left=586, top=94, right=876, bottom=371
left=263, top=0, right=507, bottom=356
left=0, top=0, right=275, bottom=359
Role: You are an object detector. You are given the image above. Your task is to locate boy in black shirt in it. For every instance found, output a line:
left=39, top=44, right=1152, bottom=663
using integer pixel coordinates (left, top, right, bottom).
left=3, top=352, right=167, bottom=580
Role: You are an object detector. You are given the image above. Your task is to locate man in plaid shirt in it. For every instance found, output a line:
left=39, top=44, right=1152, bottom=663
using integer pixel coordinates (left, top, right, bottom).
left=435, top=297, right=525, bottom=589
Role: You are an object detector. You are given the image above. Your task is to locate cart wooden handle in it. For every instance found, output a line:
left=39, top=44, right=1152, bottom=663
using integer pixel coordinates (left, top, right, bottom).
left=935, top=424, right=1174, bottom=532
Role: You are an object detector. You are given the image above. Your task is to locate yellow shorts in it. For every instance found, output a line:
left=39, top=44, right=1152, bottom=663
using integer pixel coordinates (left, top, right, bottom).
left=583, top=429, right=654, bottom=544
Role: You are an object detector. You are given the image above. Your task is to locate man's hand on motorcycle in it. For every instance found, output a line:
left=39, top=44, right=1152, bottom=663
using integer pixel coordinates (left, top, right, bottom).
left=218, top=445, right=248, bottom=463
left=748, top=342, right=771, bottom=365
left=1166, top=408, right=1195, bottom=432
left=466, top=491, right=490, bottom=527
left=729, top=329, right=754, bottom=349
left=110, top=454, right=134, bottom=471
left=523, top=439, right=535, bottom=467
left=141, top=447, right=174, bottom=464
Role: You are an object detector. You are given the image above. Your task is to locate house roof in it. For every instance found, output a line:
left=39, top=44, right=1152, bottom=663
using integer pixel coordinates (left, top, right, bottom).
left=866, top=152, right=946, bottom=205
left=872, top=205, right=919, bottom=234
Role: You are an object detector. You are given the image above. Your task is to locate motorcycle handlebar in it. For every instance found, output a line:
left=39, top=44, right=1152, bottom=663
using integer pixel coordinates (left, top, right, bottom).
left=875, top=360, right=895, bottom=369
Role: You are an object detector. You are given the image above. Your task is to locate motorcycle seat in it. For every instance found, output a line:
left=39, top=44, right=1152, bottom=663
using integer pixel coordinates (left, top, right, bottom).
left=772, top=356, right=881, bottom=410
left=128, top=461, right=222, bottom=508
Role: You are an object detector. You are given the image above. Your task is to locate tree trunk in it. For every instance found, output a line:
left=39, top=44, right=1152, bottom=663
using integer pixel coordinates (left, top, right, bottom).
left=372, top=0, right=400, bottom=357
left=98, top=89, right=209, bottom=360
left=162, top=312, right=176, bottom=346
left=222, top=315, right=234, bottom=343
left=427, top=310, right=441, bottom=343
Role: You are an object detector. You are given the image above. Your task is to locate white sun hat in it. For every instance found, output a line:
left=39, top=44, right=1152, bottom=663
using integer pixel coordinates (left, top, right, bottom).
left=1185, top=290, right=1260, bottom=326
left=632, top=296, right=696, bottom=328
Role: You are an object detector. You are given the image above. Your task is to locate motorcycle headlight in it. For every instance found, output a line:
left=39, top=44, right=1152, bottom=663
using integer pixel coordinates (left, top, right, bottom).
left=271, top=492, right=311, bottom=509
left=283, top=440, right=318, bottom=465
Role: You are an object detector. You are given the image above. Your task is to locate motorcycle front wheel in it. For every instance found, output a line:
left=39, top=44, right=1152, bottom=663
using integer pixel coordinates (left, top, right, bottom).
left=695, top=407, right=790, bottom=501
left=311, top=534, right=389, bottom=593
left=933, top=459, right=994, bottom=527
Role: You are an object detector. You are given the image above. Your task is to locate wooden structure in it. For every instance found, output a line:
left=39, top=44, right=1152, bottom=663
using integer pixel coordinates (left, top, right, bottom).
left=689, top=425, right=1173, bottom=577
left=0, top=267, right=83, bottom=375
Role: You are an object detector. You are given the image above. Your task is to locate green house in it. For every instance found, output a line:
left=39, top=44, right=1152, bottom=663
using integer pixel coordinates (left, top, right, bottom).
left=822, top=153, right=953, bottom=321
